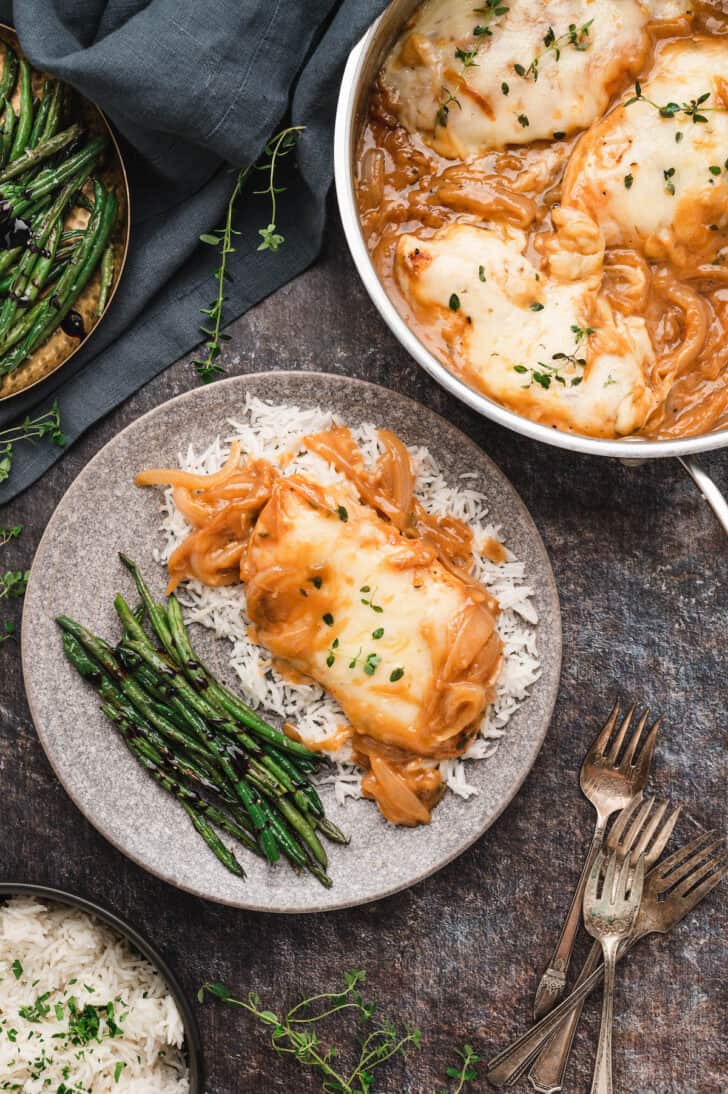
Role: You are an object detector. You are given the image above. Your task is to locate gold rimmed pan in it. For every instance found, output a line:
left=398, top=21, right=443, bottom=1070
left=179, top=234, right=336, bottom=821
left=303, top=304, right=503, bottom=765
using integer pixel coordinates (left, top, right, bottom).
left=0, top=24, right=130, bottom=402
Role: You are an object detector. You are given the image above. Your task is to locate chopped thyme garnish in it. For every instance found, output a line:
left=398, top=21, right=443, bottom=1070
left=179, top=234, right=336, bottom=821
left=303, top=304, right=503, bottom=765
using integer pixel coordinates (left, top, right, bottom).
left=571, top=324, right=596, bottom=345
left=363, top=652, right=381, bottom=676
left=553, top=130, right=566, bottom=140
left=434, top=87, right=461, bottom=129
left=624, top=172, right=634, bottom=189
left=11, top=960, right=22, bottom=980
left=337, top=505, right=348, bottom=522
left=455, top=46, right=479, bottom=68
left=663, top=166, right=676, bottom=195
left=326, top=637, right=340, bottom=668
left=309, top=575, right=323, bottom=589
left=514, top=20, right=592, bottom=82
left=478, top=265, right=486, bottom=282
left=372, top=627, right=384, bottom=639
left=517, top=113, right=530, bottom=127
left=530, top=301, right=544, bottom=311
left=449, top=292, right=461, bottom=311
left=709, top=164, right=721, bottom=175
left=360, top=586, right=384, bottom=613
left=389, top=667, right=405, bottom=682
left=322, top=612, right=334, bottom=626
left=472, top=0, right=509, bottom=38
left=604, top=374, right=617, bottom=387
left=501, top=81, right=509, bottom=95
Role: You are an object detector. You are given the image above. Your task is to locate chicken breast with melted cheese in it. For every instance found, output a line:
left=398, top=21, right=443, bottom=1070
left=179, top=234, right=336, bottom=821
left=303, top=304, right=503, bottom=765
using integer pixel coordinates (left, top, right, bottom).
left=561, top=38, right=728, bottom=267
left=395, top=219, right=657, bottom=436
left=381, top=0, right=649, bottom=157
left=243, top=474, right=502, bottom=760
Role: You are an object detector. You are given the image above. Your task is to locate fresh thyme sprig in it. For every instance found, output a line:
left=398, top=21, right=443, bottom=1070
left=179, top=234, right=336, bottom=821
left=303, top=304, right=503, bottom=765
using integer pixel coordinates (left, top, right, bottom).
left=194, top=126, right=304, bottom=384
left=199, top=971, right=479, bottom=1093
left=435, top=88, right=462, bottom=130
left=436, top=1044, right=482, bottom=1094
left=0, top=525, right=21, bottom=546
left=0, top=400, right=66, bottom=486
left=625, top=83, right=725, bottom=124
left=514, top=324, right=595, bottom=388
left=514, top=20, right=593, bottom=81
left=472, top=1, right=509, bottom=38
left=254, top=127, right=305, bottom=253
left=199, top=970, right=422, bottom=1093
left=0, top=565, right=28, bottom=644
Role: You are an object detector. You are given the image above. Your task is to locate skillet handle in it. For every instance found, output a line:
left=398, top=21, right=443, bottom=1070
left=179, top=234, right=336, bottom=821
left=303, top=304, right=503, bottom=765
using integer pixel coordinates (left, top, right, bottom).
left=678, top=457, right=728, bottom=537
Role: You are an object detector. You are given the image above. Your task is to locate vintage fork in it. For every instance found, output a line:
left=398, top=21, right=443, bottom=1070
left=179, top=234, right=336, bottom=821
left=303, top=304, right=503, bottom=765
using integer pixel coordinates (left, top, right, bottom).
left=533, top=703, right=660, bottom=1019
left=528, top=794, right=680, bottom=1092
left=583, top=850, right=645, bottom=1094
left=486, top=831, right=727, bottom=1088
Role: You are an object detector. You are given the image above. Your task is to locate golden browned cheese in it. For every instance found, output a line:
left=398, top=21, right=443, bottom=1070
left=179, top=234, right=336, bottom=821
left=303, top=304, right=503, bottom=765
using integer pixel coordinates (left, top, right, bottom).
left=357, top=0, right=728, bottom=440
left=137, top=427, right=503, bottom=827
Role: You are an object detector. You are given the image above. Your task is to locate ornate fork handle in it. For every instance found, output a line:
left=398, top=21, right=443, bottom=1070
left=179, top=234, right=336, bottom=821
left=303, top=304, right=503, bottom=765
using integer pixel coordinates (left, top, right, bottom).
left=528, top=938, right=603, bottom=1092
left=487, top=932, right=642, bottom=1088
left=534, top=823, right=606, bottom=1018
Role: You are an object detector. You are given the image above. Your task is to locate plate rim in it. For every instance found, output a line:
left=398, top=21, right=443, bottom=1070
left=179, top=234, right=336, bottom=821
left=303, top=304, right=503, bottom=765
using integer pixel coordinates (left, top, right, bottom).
left=22, top=369, right=562, bottom=912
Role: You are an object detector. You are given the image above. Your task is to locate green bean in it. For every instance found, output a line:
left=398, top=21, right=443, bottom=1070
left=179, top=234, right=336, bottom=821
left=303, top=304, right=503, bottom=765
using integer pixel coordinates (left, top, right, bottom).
left=0, top=43, right=18, bottom=102
left=95, top=242, right=114, bottom=316
left=9, top=60, right=32, bottom=161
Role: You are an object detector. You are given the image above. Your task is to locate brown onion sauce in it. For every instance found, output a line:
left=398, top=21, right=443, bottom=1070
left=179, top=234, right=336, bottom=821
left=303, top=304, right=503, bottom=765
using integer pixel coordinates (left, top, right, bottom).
left=356, top=5, right=728, bottom=439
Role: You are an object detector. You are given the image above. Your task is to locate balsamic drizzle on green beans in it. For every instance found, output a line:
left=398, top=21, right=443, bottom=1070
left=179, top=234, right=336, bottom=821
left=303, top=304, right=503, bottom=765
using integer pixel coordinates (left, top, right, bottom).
left=57, top=556, right=348, bottom=888
left=0, top=41, right=118, bottom=382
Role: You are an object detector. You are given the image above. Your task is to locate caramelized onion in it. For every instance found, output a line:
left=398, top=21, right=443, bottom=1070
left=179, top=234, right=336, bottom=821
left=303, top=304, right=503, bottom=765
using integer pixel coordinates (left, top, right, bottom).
left=361, top=755, right=433, bottom=826
left=652, top=269, right=709, bottom=385
left=136, top=441, right=242, bottom=489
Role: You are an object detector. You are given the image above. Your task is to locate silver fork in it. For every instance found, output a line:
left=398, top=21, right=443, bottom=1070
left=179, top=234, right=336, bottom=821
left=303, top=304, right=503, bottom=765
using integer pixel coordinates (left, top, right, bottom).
left=528, top=794, right=680, bottom=1092
left=486, top=831, right=727, bottom=1088
left=583, top=850, right=645, bottom=1094
left=533, top=703, right=660, bottom=1019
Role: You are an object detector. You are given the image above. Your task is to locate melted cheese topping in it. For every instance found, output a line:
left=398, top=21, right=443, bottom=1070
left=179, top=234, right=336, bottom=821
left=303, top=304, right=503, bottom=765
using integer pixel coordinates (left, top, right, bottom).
left=244, top=475, right=502, bottom=757
left=396, top=221, right=656, bottom=436
left=562, top=38, right=728, bottom=267
left=381, top=0, right=649, bottom=156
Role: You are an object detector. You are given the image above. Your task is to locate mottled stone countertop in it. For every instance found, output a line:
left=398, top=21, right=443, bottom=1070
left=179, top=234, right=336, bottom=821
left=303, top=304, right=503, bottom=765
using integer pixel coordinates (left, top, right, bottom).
left=0, top=207, right=725, bottom=1092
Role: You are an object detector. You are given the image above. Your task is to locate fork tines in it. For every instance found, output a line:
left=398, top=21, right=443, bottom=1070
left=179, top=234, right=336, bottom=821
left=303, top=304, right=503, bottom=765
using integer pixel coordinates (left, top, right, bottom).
left=650, top=830, right=728, bottom=901
left=590, top=700, right=661, bottom=777
left=608, top=793, right=681, bottom=867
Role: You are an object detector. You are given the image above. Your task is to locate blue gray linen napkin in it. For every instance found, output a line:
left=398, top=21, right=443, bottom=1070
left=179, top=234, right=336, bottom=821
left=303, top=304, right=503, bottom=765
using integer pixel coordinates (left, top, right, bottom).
left=0, top=0, right=387, bottom=504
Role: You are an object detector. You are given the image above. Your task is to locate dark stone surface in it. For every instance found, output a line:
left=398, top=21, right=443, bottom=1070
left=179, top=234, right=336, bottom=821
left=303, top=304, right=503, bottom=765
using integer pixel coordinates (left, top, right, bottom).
left=0, top=205, right=726, bottom=1093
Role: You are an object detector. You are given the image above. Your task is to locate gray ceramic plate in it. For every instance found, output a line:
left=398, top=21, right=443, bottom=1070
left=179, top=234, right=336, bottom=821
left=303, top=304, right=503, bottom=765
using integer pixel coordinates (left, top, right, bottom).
left=23, top=372, right=561, bottom=913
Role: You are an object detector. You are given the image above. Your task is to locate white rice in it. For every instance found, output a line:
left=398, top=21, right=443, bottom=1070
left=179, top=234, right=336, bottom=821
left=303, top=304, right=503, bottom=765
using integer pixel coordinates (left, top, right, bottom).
left=153, top=395, right=541, bottom=806
left=0, top=897, right=189, bottom=1093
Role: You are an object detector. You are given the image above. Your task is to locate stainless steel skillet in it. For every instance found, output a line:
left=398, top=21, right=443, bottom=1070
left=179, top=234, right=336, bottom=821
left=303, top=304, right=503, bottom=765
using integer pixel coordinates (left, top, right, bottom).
left=333, top=1, right=728, bottom=533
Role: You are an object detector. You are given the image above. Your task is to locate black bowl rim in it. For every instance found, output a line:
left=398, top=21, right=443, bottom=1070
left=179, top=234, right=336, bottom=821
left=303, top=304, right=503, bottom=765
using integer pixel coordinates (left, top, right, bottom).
left=0, top=881, right=203, bottom=1091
